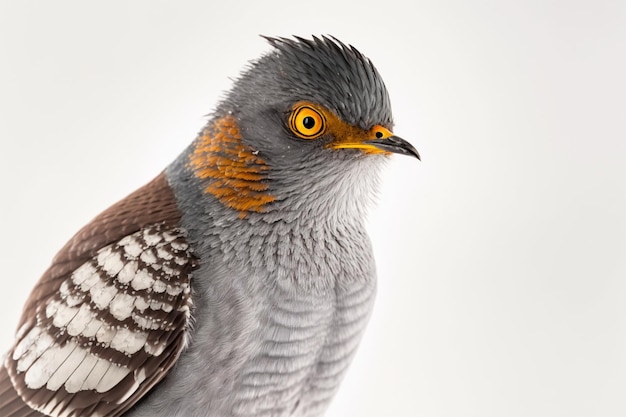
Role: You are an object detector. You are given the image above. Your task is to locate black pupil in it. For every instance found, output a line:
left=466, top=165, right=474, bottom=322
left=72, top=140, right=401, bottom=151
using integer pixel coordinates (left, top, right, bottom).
left=375, top=131, right=384, bottom=139
left=302, top=116, right=316, bottom=130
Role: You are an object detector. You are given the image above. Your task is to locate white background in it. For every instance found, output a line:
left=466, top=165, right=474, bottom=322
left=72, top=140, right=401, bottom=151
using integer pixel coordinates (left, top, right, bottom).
left=1, top=1, right=626, bottom=416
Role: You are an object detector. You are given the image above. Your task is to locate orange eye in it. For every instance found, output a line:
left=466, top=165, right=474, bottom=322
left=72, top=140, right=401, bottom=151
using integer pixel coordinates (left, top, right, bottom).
left=371, top=125, right=393, bottom=139
left=289, top=105, right=326, bottom=139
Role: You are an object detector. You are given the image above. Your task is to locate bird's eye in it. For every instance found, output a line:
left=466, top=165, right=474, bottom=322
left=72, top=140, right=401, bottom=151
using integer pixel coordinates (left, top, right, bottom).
left=289, top=105, right=326, bottom=139
left=371, top=126, right=391, bottom=140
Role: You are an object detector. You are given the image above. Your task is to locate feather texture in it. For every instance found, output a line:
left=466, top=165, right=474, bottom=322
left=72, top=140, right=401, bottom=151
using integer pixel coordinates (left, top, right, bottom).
left=1, top=173, right=197, bottom=417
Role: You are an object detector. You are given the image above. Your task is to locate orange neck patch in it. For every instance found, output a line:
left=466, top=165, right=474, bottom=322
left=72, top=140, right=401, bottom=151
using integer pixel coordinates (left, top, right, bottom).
left=189, top=115, right=275, bottom=217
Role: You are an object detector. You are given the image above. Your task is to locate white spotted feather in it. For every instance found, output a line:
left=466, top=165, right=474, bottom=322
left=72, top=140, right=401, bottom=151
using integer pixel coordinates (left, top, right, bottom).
left=5, top=224, right=195, bottom=417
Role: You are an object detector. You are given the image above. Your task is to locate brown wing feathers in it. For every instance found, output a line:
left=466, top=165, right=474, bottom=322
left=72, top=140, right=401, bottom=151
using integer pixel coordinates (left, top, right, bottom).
left=20, top=173, right=183, bottom=326
left=0, top=172, right=196, bottom=417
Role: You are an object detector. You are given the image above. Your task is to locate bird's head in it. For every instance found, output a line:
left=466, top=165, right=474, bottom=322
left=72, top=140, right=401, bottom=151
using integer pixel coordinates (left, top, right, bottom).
left=184, top=36, right=419, bottom=221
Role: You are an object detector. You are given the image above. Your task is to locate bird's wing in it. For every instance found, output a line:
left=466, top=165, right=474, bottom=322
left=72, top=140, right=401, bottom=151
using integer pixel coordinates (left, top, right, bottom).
left=0, top=173, right=197, bottom=417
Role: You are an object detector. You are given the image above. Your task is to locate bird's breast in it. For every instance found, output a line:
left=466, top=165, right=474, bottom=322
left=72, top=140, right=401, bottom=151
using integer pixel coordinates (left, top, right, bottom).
left=146, top=181, right=379, bottom=416
left=231, top=277, right=376, bottom=417
left=190, top=219, right=377, bottom=417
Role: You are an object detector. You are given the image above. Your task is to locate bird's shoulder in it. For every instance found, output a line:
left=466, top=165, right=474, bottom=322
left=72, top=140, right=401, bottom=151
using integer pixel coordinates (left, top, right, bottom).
left=1, top=172, right=198, bottom=417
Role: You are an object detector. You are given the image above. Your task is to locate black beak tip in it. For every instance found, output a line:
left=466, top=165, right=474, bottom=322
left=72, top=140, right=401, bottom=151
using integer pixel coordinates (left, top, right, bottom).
left=409, top=147, right=421, bottom=161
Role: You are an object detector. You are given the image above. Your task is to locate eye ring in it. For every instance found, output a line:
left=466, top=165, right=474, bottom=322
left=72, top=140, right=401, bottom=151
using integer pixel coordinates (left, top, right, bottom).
left=289, top=104, right=326, bottom=139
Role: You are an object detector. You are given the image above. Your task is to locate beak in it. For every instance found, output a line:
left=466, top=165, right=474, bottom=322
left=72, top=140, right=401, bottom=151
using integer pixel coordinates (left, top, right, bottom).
left=363, top=136, right=421, bottom=160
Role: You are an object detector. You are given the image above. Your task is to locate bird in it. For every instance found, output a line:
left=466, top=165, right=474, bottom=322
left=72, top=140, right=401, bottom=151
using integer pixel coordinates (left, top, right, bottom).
left=0, top=35, right=419, bottom=417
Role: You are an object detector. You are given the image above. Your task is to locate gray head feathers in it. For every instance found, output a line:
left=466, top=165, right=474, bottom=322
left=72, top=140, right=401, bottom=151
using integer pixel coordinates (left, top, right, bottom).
left=221, top=35, right=393, bottom=130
